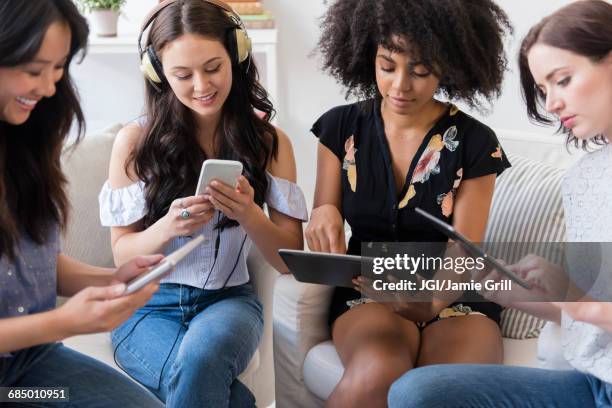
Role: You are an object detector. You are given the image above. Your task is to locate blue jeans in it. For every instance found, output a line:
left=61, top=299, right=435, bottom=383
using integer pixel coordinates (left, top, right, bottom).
left=111, top=283, right=263, bottom=408
left=0, top=343, right=162, bottom=407
left=388, top=364, right=612, bottom=408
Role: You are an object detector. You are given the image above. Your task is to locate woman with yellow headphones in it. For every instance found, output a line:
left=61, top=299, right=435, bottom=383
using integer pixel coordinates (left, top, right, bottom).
left=99, top=1, right=307, bottom=407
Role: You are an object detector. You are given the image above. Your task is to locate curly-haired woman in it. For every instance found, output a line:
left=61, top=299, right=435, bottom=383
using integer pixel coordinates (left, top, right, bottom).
left=100, top=1, right=307, bottom=407
left=304, top=0, right=513, bottom=405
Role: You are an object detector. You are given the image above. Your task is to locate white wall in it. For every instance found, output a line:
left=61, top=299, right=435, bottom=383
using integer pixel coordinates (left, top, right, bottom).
left=263, top=0, right=575, bottom=202
left=72, top=0, right=576, bottom=203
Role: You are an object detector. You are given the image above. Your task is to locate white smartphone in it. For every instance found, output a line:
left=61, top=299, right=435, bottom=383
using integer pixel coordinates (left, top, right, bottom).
left=195, top=159, right=244, bottom=196
left=123, top=235, right=206, bottom=295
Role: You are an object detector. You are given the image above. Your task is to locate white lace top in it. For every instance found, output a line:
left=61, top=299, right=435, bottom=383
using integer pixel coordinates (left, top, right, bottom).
left=561, top=144, right=612, bottom=384
left=99, top=173, right=308, bottom=289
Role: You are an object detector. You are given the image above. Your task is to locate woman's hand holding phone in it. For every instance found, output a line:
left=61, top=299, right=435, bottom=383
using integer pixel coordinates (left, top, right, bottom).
left=55, top=255, right=164, bottom=337
left=160, top=195, right=215, bottom=240
left=205, top=176, right=259, bottom=225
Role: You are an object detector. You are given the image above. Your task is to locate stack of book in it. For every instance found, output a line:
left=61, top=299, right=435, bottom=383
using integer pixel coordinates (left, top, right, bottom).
left=228, top=1, right=275, bottom=29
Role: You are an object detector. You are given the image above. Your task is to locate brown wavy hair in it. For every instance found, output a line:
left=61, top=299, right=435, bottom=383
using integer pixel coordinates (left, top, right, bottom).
left=129, top=0, right=278, bottom=230
left=518, top=0, right=612, bottom=149
left=0, top=0, right=88, bottom=260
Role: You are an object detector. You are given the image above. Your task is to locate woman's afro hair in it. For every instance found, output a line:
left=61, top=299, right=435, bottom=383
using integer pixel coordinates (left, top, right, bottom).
left=317, top=0, right=513, bottom=108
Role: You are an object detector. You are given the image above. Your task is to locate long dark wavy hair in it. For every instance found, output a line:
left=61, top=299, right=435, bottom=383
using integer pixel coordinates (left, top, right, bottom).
left=0, top=0, right=88, bottom=260
left=317, top=0, right=513, bottom=110
left=130, top=0, right=278, bottom=230
left=518, top=0, right=612, bottom=149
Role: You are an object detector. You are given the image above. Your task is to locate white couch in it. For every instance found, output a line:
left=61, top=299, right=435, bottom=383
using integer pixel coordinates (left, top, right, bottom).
left=59, top=125, right=277, bottom=407
left=272, top=129, right=582, bottom=408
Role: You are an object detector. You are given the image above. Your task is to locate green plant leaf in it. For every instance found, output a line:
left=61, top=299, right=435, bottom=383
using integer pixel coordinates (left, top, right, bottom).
left=74, top=0, right=126, bottom=13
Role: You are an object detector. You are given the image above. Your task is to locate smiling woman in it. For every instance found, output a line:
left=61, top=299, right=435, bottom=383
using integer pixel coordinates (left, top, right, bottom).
left=99, top=1, right=307, bottom=407
left=0, top=0, right=89, bottom=261
left=0, top=22, right=71, bottom=125
left=0, top=1, right=166, bottom=407
left=161, top=34, right=233, bottom=121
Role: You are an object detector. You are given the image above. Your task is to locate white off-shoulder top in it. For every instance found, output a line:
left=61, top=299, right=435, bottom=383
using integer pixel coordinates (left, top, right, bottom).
left=99, top=172, right=308, bottom=289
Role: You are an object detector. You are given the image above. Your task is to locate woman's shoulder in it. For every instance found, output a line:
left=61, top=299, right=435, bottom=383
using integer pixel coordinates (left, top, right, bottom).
left=115, top=121, right=144, bottom=149
left=575, top=143, right=611, bottom=170
left=452, top=109, right=496, bottom=140
left=314, top=100, right=369, bottom=127
left=564, top=144, right=612, bottom=186
left=311, top=101, right=371, bottom=158
left=268, top=126, right=296, bottom=181
left=108, top=120, right=145, bottom=188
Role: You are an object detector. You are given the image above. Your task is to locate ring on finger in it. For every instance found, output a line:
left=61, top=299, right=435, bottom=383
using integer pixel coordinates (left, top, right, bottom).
left=180, top=209, right=191, bottom=219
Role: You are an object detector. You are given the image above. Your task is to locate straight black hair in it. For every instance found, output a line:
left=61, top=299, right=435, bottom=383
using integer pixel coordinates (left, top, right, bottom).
left=0, top=0, right=89, bottom=259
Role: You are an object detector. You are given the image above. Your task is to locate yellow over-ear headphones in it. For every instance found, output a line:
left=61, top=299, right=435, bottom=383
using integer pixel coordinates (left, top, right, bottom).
left=138, top=0, right=252, bottom=91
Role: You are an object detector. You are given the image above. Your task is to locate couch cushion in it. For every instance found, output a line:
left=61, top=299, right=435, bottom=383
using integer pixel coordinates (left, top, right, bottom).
left=485, top=154, right=566, bottom=339
left=62, top=333, right=260, bottom=385
left=303, top=338, right=539, bottom=401
left=303, top=341, right=342, bottom=401
left=61, top=124, right=122, bottom=267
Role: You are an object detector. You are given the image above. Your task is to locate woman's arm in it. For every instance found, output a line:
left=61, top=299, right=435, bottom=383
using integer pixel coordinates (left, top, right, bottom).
left=0, top=309, right=70, bottom=354
left=56, top=254, right=113, bottom=297
left=238, top=128, right=304, bottom=273
left=554, top=302, right=612, bottom=331
left=432, top=173, right=497, bottom=312
left=304, top=142, right=346, bottom=254
left=0, top=284, right=157, bottom=354
left=451, top=177, right=561, bottom=324
left=391, top=174, right=498, bottom=321
left=108, top=124, right=171, bottom=265
left=452, top=173, right=496, bottom=242
left=1, top=253, right=161, bottom=354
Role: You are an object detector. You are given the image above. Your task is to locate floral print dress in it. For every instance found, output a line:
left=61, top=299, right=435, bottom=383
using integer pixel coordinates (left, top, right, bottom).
left=311, top=99, right=511, bottom=326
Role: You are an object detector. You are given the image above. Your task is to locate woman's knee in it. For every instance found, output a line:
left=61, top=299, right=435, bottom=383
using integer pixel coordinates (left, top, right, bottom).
left=341, top=350, right=414, bottom=399
left=175, top=327, right=259, bottom=380
left=333, top=305, right=420, bottom=358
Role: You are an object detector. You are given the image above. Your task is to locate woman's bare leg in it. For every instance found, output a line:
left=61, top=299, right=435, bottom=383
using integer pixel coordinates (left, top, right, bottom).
left=417, top=314, right=503, bottom=366
left=326, top=303, right=420, bottom=408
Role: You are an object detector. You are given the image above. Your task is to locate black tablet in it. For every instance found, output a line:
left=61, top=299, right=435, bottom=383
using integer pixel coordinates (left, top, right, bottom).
left=278, top=249, right=362, bottom=288
left=415, top=207, right=532, bottom=289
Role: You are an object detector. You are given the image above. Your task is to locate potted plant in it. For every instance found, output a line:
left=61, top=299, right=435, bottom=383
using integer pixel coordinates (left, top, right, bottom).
left=76, top=0, right=126, bottom=37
